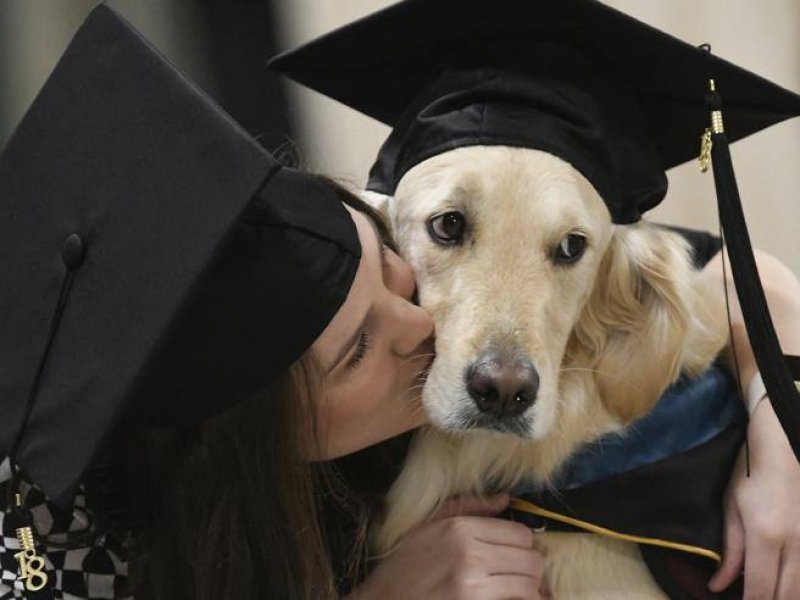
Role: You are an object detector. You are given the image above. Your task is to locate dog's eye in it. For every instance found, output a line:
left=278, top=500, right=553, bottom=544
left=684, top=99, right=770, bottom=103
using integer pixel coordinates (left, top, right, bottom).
left=427, top=212, right=466, bottom=245
left=553, top=233, right=587, bottom=264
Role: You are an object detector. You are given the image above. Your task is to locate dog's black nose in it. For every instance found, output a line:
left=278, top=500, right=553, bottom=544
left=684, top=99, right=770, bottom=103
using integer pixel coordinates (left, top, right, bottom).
left=466, top=354, right=539, bottom=419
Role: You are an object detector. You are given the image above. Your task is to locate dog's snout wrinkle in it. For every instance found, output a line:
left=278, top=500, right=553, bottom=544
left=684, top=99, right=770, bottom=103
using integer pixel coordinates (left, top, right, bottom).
left=466, top=353, right=539, bottom=420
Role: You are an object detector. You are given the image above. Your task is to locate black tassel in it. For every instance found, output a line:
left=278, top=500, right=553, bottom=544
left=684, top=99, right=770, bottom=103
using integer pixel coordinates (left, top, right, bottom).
left=704, top=80, right=800, bottom=463
left=3, top=234, right=85, bottom=599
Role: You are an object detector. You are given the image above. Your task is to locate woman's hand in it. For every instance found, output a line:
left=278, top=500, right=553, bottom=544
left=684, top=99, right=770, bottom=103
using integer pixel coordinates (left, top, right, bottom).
left=709, top=400, right=800, bottom=599
left=350, top=493, right=548, bottom=599
left=705, top=248, right=800, bottom=598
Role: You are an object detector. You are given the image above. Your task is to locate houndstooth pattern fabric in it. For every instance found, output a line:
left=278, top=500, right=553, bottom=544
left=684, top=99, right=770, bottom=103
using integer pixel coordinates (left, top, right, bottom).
left=0, top=459, right=130, bottom=599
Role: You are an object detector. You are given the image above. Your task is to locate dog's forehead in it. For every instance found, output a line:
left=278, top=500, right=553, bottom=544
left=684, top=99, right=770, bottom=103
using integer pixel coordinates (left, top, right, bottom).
left=396, top=147, right=610, bottom=229
left=394, top=152, right=478, bottom=213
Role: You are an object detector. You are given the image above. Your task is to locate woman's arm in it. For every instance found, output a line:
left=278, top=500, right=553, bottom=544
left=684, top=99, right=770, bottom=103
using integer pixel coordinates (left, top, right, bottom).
left=704, top=248, right=800, bottom=388
left=704, top=248, right=800, bottom=599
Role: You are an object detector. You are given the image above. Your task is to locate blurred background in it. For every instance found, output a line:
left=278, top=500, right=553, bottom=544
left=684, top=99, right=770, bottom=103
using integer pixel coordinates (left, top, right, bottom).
left=1, top=0, right=798, bottom=272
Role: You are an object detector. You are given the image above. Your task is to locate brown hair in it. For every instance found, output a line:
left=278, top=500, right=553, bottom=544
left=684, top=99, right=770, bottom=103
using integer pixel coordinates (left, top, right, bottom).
left=109, top=356, right=334, bottom=599
left=87, top=177, right=405, bottom=599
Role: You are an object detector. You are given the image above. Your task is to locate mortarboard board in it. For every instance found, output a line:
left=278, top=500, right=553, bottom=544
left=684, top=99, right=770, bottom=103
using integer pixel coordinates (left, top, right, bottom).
left=269, top=0, right=800, bottom=460
left=0, top=3, right=361, bottom=517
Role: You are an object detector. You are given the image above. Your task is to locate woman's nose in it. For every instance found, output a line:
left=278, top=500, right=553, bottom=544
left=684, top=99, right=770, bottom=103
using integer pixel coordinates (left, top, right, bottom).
left=385, top=248, right=417, bottom=301
left=389, top=295, right=435, bottom=358
left=383, top=249, right=434, bottom=355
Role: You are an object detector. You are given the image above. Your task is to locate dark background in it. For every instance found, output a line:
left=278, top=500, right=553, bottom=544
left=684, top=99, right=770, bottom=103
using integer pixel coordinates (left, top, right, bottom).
left=0, top=0, right=295, bottom=154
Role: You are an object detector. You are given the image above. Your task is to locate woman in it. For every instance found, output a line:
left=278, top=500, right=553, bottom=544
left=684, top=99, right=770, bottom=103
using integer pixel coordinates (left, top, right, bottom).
left=0, top=7, right=545, bottom=600
left=1, top=7, right=798, bottom=600
left=96, top=184, right=551, bottom=600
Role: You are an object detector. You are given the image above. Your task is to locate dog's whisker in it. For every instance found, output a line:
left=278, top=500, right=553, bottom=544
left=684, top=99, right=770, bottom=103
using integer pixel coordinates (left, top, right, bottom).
left=557, top=366, right=603, bottom=374
left=399, top=352, right=436, bottom=367
left=405, top=378, right=430, bottom=393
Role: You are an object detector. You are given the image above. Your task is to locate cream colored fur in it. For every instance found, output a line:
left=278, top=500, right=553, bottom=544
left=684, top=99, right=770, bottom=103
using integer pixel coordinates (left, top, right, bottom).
left=364, top=147, right=728, bottom=598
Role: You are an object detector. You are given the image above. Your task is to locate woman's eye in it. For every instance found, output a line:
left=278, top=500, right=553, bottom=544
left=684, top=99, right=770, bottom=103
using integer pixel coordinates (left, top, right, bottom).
left=553, top=233, right=587, bottom=265
left=347, top=331, right=370, bottom=370
left=427, top=211, right=466, bottom=245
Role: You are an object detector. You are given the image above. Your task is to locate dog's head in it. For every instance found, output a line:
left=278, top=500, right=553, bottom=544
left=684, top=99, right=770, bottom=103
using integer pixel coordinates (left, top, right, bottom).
left=367, top=146, right=726, bottom=440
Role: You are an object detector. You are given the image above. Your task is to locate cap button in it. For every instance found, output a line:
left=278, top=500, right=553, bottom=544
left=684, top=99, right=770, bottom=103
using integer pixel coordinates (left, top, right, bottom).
left=62, top=233, right=85, bottom=269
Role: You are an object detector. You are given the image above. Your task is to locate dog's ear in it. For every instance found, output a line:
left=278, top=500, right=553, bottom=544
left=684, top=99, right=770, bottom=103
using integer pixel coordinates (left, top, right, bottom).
left=571, top=224, right=727, bottom=423
left=356, top=189, right=393, bottom=222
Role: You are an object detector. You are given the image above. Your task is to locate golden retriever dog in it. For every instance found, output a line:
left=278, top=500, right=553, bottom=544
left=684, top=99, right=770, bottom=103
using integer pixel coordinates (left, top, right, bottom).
left=363, top=146, right=729, bottom=598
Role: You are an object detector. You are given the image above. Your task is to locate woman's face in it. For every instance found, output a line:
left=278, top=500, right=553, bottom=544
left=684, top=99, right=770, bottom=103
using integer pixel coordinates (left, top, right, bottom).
left=309, top=205, right=435, bottom=459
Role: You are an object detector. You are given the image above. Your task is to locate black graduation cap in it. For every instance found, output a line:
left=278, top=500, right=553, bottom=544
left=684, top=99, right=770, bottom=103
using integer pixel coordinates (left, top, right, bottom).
left=0, top=4, right=361, bottom=510
left=270, top=0, right=800, bottom=458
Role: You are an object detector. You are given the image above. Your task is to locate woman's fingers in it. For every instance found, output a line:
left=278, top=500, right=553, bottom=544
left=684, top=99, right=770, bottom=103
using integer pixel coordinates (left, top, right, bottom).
left=359, top=493, right=548, bottom=599
left=360, top=516, right=546, bottom=599
left=433, top=492, right=510, bottom=520
left=474, top=519, right=536, bottom=550
left=776, top=541, right=800, bottom=600
left=715, top=400, right=800, bottom=598
left=708, top=498, right=745, bottom=592
left=742, top=522, right=781, bottom=600
left=474, top=574, right=543, bottom=599
left=480, top=544, right=544, bottom=578
left=435, top=494, right=544, bottom=598
left=439, top=515, right=535, bottom=550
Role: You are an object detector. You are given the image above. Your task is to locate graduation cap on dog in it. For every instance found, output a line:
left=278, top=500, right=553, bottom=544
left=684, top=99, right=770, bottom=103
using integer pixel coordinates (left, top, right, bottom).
left=270, top=0, right=800, bottom=462
left=0, top=5, right=360, bottom=593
